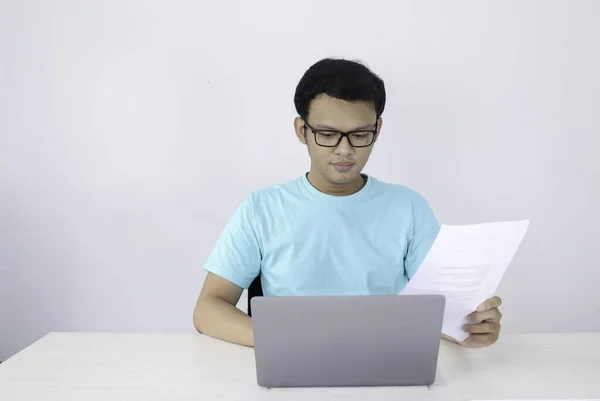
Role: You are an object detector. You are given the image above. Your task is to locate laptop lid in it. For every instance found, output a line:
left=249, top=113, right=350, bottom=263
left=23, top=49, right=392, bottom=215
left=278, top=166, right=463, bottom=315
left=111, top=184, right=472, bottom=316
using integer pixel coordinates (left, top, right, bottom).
left=251, top=294, right=445, bottom=388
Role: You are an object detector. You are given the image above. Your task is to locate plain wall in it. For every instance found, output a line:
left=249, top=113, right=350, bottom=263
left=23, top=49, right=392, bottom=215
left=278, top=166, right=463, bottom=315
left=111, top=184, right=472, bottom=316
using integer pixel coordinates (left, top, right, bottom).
left=1, top=0, right=599, bottom=361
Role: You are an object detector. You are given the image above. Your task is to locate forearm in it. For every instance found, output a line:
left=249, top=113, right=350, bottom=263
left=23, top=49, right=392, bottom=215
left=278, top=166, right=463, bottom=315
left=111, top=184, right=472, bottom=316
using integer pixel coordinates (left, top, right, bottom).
left=194, top=296, right=254, bottom=347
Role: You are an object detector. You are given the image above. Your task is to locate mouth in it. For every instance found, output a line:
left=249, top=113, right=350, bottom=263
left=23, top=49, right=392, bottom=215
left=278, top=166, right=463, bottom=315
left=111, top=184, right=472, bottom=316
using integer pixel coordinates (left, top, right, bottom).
left=331, top=162, right=355, bottom=172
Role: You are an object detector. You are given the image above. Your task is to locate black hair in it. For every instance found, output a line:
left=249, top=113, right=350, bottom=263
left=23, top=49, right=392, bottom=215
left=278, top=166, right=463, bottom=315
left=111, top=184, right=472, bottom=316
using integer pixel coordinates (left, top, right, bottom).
left=294, top=58, right=386, bottom=121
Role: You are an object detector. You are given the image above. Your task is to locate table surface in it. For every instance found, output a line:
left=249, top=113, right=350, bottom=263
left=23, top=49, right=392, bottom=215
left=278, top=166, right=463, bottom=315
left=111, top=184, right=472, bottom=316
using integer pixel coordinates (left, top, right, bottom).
left=0, top=332, right=599, bottom=401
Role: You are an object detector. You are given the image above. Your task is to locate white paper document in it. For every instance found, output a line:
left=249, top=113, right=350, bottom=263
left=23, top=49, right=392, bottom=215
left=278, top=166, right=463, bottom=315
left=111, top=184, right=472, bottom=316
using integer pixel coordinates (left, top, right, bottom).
left=400, top=219, right=530, bottom=342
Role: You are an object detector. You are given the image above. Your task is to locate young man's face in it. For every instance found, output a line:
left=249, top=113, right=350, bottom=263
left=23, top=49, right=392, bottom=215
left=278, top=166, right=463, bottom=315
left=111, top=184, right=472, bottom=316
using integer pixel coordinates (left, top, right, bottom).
left=295, top=94, right=382, bottom=187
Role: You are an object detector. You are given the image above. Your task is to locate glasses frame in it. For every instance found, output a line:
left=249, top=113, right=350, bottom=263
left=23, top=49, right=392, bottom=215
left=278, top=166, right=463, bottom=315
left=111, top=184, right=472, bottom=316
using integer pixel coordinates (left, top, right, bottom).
left=303, top=121, right=378, bottom=148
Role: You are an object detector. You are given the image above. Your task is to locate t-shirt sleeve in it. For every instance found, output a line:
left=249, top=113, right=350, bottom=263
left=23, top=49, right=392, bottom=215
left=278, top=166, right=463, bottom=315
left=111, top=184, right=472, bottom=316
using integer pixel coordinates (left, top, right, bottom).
left=203, top=195, right=262, bottom=289
left=404, top=195, right=440, bottom=279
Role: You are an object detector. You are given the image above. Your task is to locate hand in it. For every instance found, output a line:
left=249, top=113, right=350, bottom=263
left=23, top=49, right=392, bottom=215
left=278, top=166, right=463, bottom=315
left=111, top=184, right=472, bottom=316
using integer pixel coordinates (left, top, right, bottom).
left=460, top=296, right=503, bottom=348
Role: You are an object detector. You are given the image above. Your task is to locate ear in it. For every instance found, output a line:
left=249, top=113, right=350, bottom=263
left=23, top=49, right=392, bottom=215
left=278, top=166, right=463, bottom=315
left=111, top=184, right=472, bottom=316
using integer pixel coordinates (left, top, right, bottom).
left=374, top=117, right=383, bottom=143
left=294, top=117, right=307, bottom=144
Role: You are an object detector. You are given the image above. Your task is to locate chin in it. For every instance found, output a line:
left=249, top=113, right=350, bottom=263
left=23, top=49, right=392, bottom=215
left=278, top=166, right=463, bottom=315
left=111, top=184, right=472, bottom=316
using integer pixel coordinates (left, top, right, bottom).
left=325, top=172, right=358, bottom=185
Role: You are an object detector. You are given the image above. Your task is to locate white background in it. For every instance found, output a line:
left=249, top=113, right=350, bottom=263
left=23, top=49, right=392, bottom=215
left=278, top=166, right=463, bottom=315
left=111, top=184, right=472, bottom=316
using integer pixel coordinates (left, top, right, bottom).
left=1, top=0, right=598, bottom=361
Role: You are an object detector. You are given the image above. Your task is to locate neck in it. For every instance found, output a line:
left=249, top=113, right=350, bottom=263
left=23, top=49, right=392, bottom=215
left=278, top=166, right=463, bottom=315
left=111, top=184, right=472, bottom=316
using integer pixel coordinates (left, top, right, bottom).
left=307, top=170, right=366, bottom=196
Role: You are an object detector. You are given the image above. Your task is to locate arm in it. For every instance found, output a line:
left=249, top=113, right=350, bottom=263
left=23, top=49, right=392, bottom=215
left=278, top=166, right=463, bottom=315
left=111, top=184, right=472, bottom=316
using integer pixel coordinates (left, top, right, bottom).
left=402, top=193, right=446, bottom=341
left=193, top=272, right=254, bottom=347
left=193, top=195, right=262, bottom=347
left=401, top=193, right=504, bottom=347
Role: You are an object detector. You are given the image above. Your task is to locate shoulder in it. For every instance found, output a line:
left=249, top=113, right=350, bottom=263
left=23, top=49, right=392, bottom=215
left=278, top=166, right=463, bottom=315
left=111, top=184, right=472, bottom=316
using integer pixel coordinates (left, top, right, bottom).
left=243, top=176, right=305, bottom=212
left=370, top=177, right=439, bottom=238
left=369, top=176, right=431, bottom=207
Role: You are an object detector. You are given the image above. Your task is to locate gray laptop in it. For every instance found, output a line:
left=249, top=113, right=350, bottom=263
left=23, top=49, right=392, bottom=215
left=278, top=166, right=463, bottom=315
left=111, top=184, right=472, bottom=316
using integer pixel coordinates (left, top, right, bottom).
left=251, top=294, right=445, bottom=388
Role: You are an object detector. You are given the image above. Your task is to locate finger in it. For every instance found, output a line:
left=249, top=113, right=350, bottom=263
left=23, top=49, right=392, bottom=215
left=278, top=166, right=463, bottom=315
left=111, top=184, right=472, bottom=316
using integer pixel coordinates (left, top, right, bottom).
left=470, top=333, right=497, bottom=345
left=459, top=337, right=487, bottom=349
left=468, top=308, right=502, bottom=323
left=441, top=333, right=460, bottom=344
left=476, top=296, right=502, bottom=312
left=463, top=322, right=501, bottom=334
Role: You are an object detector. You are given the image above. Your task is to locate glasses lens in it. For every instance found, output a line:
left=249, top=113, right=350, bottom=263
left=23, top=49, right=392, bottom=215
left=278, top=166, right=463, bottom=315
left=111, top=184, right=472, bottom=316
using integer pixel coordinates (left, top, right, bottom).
left=315, top=132, right=342, bottom=147
left=312, top=128, right=375, bottom=147
left=348, top=132, right=374, bottom=147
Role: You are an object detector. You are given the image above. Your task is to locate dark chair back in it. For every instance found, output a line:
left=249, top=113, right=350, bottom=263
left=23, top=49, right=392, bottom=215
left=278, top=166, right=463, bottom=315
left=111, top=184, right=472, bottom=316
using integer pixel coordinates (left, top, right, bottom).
left=247, top=275, right=263, bottom=317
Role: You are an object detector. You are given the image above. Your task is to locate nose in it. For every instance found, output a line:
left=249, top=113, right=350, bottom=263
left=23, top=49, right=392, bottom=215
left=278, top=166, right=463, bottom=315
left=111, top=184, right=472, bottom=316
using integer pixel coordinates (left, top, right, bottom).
left=334, top=137, right=354, bottom=156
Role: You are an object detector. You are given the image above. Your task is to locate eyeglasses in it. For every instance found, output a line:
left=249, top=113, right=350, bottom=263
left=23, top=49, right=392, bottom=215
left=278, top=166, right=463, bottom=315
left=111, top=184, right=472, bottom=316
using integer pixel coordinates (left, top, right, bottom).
left=303, top=121, right=377, bottom=148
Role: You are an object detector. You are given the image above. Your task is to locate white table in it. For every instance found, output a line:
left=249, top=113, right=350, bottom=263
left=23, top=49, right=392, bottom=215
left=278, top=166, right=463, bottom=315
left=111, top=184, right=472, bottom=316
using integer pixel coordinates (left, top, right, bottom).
left=0, top=333, right=599, bottom=401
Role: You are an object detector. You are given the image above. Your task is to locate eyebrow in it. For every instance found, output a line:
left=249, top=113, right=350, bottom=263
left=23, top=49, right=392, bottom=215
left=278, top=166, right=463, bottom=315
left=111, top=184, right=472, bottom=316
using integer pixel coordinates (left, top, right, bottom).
left=313, top=123, right=376, bottom=131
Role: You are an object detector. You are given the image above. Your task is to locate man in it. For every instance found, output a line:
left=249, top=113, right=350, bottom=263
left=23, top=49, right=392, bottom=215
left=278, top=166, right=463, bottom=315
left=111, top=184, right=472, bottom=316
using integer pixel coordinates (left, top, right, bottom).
left=193, top=58, right=502, bottom=348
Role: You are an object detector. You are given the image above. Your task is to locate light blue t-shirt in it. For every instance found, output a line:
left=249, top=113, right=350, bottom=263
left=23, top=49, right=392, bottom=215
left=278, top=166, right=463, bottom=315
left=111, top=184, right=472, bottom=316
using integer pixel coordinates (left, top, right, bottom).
left=204, top=174, right=440, bottom=296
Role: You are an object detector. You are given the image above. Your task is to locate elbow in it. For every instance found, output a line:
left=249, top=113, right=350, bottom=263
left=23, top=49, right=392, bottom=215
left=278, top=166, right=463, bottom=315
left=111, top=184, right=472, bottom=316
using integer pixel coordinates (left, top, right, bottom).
left=193, top=301, right=207, bottom=334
